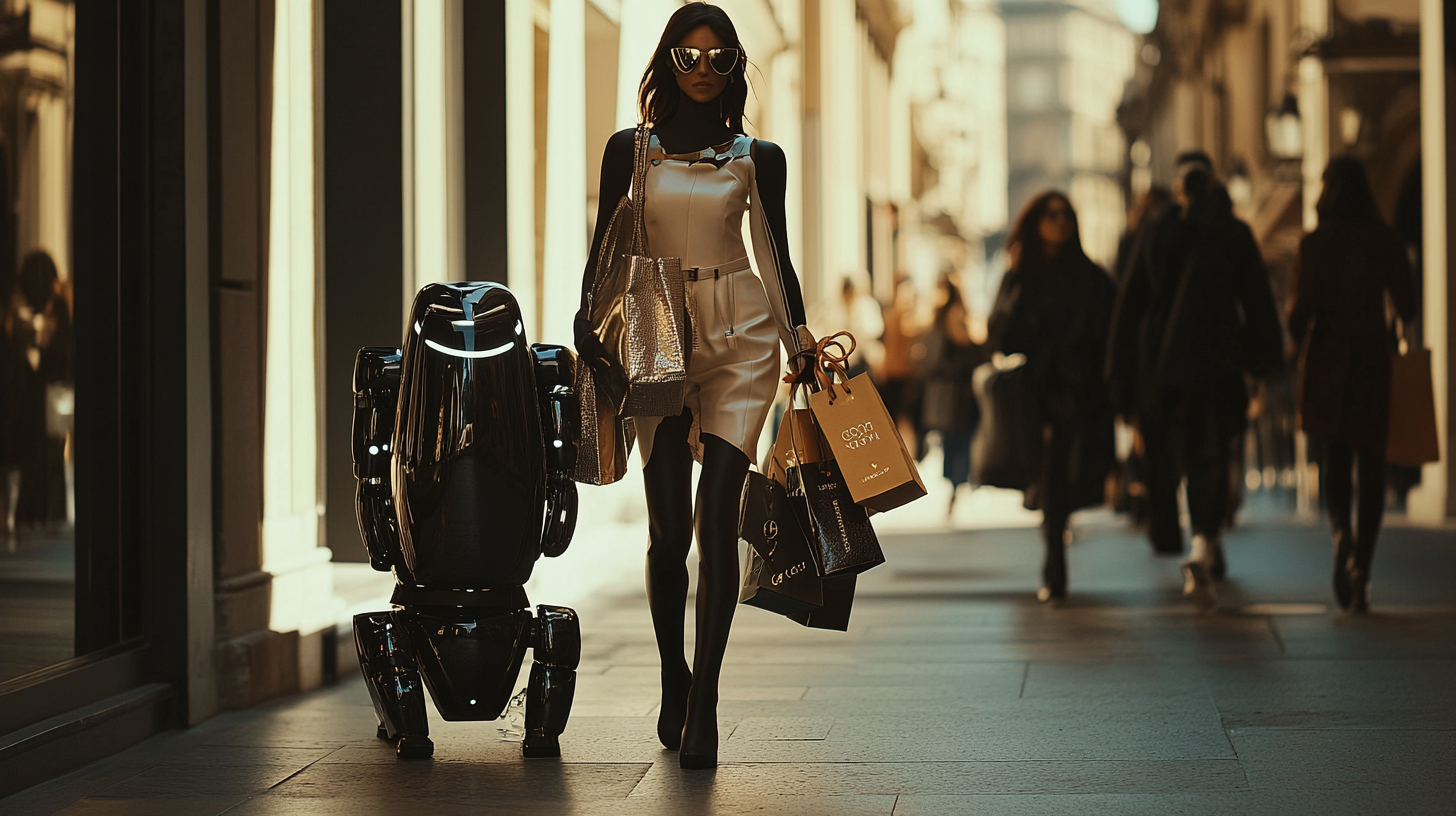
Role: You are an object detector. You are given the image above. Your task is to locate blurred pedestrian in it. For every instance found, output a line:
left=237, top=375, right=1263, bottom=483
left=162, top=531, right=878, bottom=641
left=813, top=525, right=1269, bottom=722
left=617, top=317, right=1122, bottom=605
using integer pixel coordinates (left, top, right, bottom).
left=1110, top=187, right=1172, bottom=525
left=921, top=274, right=988, bottom=515
left=878, top=273, right=919, bottom=443
left=3, top=251, right=72, bottom=533
left=822, top=275, right=884, bottom=380
left=1115, top=186, right=1172, bottom=286
left=989, top=191, right=1115, bottom=603
left=1288, top=156, right=1416, bottom=613
left=1106, top=152, right=1283, bottom=610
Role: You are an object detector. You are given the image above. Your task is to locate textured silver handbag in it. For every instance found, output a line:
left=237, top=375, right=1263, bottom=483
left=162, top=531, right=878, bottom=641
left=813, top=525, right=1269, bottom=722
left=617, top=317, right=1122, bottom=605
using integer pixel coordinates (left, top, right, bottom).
left=591, top=126, right=688, bottom=419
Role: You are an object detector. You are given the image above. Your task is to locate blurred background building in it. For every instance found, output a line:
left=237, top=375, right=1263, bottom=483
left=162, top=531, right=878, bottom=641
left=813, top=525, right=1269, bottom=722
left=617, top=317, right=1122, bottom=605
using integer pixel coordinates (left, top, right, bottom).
left=2, top=0, right=1454, bottom=798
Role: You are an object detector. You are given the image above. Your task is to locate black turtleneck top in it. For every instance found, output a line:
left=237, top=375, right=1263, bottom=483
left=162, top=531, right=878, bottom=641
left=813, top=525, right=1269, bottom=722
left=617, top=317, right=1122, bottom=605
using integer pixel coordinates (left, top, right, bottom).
left=574, top=96, right=807, bottom=336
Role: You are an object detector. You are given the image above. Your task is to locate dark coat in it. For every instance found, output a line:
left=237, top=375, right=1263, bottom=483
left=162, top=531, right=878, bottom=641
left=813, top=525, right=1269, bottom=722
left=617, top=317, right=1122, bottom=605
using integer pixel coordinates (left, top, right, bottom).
left=988, top=254, right=1116, bottom=511
left=1105, top=189, right=1283, bottom=426
left=919, top=326, right=988, bottom=433
left=1287, top=219, right=1416, bottom=450
left=989, top=254, right=1115, bottom=420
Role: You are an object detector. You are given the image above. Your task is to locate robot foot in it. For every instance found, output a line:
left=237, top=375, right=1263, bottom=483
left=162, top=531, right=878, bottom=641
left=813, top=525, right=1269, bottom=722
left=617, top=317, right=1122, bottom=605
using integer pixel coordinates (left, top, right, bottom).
left=354, top=612, right=432, bottom=749
left=396, top=735, right=435, bottom=760
left=523, top=605, right=580, bottom=759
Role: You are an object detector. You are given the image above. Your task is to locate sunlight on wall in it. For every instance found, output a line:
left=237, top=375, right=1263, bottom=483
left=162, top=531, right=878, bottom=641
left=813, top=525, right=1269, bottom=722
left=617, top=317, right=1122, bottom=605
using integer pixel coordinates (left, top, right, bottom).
left=542, top=0, right=587, bottom=346
left=263, top=0, right=336, bottom=637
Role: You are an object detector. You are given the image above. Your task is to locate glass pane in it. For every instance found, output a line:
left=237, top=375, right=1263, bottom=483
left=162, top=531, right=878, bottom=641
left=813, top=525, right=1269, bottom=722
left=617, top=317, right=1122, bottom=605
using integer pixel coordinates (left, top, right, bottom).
left=0, top=0, right=76, bottom=684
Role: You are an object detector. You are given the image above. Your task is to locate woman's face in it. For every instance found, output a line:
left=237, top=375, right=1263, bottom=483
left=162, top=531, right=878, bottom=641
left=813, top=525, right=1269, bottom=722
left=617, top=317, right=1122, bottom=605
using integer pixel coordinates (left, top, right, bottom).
left=1038, top=198, right=1074, bottom=253
left=673, top=25, right=730, bottom=105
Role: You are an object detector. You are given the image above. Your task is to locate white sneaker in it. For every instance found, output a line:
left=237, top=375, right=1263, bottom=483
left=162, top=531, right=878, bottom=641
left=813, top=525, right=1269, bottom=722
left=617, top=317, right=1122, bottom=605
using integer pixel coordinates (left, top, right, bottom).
left=1181, top=558, right=1217, bottom=612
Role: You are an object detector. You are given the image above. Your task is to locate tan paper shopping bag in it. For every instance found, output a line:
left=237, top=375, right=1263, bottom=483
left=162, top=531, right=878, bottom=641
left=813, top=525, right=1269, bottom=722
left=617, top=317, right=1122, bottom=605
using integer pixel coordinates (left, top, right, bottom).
left=804, top=334, right=925, bottom=513
left=764, top=407, right=826, bottom=486
left=1388, top=347, right=1440, bottom=467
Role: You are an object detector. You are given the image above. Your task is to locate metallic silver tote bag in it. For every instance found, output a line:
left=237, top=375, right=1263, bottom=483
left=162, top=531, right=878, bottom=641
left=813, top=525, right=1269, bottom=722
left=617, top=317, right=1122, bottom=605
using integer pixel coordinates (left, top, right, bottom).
left=590, top=126, right=688, bottom=419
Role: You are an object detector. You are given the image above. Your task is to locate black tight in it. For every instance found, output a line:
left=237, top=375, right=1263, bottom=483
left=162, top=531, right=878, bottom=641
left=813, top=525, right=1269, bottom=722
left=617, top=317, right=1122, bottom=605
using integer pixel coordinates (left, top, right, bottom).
left=1325, top=440, right=1385, bottom=570
left=642, top=409, right=749, bottom=751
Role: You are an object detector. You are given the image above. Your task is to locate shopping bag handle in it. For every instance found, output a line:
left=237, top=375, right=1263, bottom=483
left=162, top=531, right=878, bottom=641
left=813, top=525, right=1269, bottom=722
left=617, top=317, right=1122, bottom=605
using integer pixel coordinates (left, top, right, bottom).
left=813, top=332, right=857, bottom=404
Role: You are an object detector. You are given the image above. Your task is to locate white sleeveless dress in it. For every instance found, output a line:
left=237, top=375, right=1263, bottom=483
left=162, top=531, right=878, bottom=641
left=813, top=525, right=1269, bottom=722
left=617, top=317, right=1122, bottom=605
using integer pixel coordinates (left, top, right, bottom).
left=633, top=134, right=802, bottom=465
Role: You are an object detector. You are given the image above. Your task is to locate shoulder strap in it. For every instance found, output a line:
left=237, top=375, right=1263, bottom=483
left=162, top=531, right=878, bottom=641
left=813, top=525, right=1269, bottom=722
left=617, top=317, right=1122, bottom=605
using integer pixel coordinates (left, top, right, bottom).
left=630, top=126, right=650, bottom=256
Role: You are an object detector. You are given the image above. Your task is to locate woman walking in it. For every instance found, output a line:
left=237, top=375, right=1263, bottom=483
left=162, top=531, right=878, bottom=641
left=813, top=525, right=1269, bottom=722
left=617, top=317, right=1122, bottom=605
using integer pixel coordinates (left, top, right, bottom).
left=920, top=274, right=988, bottom=515
left=574, top=4, right=811, bottom=768
left=1288, top=157, right=1416, bottom=613
left=988, top=192, right=1115, bottom=602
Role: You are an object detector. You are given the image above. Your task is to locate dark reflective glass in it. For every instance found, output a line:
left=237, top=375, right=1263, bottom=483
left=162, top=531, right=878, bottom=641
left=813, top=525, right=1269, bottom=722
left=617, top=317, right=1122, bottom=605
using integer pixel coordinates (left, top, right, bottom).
left=0, top=10, right=78, bottom=684
left=670, top=46, right=739, bottom=76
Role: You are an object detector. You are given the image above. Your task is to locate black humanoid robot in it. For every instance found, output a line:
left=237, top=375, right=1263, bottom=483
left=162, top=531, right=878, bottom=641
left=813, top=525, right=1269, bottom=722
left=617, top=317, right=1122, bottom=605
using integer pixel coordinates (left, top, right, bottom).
left=352, top=281, right=581, bottom=760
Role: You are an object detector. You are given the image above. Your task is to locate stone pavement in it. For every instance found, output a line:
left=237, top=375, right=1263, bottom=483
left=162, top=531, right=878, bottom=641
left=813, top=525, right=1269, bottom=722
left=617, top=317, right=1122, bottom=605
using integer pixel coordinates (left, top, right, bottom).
left=5, top=505, right=1456, bottom=815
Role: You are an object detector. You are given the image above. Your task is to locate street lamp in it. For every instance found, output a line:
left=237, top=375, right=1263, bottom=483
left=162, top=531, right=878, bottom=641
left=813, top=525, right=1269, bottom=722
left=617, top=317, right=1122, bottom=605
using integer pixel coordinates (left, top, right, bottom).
left=1265, top=93, right=1303, bottom=160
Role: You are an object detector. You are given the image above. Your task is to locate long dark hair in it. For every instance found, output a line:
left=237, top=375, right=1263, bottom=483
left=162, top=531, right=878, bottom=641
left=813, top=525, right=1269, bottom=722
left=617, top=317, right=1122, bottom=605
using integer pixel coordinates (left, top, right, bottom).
left=1316, top=156, right=1382, bottom=225
left=1007, top=190, right=1089, bottom=271
left=637, top=4, right=748, bottom=131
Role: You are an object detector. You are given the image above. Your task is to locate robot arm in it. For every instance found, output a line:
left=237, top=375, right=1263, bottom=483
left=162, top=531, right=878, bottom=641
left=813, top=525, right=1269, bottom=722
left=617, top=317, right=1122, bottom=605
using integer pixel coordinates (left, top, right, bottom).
left=531, top=344, right=579, bottom=558
left=353, top=347, right=404, bottom=571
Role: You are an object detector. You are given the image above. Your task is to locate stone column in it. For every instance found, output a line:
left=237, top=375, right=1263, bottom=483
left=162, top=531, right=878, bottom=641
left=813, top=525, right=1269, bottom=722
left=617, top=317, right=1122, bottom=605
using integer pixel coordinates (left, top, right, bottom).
left=260, top=0, right=335, bottom=689
left=506, top=0, right=537, bottom=333
left=1408, top=0, right=1451, bottom=522
left=541, top=0, right=586, bottom=346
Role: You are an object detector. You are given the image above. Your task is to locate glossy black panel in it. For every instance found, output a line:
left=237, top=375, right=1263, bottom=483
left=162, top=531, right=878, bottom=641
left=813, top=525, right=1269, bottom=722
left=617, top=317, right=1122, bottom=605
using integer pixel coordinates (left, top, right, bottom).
left=531, top=343, right=580, bottom=477
left=353, top=348, right=403, bottom=571
left=355, top=481, right=399, bottom=572
left=394, top=283, right=546, bottom=588
left=403, top=607, right=532, bottom=721
left=353, top=347, right=402, bottom=480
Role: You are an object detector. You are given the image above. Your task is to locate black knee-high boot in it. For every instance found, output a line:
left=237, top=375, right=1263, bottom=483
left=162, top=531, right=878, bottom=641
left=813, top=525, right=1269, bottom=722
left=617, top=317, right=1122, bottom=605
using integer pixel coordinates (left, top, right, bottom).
left=642, top=412, right=695, bottom=750
left=1350, top=445, right=1387, bottom=613
left=679, top=434, right=750, bottom=769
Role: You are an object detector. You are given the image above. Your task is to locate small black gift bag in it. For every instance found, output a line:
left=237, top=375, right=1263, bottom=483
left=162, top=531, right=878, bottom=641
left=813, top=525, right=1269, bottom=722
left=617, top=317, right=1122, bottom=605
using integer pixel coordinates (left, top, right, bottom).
left=790, top=459, right=885, bottom=577
left=738, top=471, right=824, bottom=615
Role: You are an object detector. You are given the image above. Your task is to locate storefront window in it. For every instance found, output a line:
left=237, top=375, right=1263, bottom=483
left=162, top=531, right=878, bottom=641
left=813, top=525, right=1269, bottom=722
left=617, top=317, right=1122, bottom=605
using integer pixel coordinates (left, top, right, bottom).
left=0, top=0, right=77, bottom=685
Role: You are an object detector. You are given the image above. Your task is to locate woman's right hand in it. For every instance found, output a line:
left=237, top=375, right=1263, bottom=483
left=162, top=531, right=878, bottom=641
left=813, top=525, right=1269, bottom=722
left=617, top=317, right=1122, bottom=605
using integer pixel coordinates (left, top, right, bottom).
left=573, top=317, right=613, bottom=372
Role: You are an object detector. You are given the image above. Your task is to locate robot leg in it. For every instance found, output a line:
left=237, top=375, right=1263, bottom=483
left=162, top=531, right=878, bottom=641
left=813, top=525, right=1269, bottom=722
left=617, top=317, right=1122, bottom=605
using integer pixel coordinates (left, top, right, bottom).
left=522, top=604, right=580, bottom=758
left=353, top=611, right=434, bottom=759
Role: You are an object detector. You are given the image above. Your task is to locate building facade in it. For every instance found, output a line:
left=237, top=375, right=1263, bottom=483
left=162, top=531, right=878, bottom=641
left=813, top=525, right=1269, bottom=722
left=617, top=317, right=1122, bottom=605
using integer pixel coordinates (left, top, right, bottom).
left=1003, top=0, right=1135, bottom=269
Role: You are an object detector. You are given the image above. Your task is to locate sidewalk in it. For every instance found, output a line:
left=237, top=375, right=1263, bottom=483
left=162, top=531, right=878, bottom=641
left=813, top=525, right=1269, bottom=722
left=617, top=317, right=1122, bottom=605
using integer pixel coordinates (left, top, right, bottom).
left=5, top=503, right=1456, bottom=815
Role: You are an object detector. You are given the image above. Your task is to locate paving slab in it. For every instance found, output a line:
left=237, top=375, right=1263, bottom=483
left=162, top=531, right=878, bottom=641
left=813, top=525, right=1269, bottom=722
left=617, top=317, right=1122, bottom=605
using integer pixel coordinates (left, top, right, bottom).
left=4, top=508, right=1455, bottom=815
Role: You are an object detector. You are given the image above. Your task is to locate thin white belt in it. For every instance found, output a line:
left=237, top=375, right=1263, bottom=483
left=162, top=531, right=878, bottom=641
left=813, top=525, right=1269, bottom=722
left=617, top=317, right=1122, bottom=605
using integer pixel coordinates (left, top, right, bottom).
left=683, top=258, right=752, bottom=350
left=683, top=257, right=752, bottom=281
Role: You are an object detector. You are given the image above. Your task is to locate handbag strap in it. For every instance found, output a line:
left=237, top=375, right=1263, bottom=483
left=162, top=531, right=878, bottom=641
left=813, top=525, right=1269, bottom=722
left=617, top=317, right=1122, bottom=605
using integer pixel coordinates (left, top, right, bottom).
left=630, top=125, right=651, bottom=257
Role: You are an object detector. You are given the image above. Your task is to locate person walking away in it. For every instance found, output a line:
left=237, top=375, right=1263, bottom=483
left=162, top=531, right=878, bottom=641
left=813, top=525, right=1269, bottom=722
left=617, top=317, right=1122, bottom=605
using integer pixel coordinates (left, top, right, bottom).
left=921, top=274, right=988, bottom=515
left=879, top=274, right=919, bottom=446
left=1287, top=157, right=1415, bottom=613
left=573, top=4, right=814, bottom=769
left=1109, top=187, right=1172, bottom=526
left=1105, top=152, right=1284, bottom=610
left=989, top=191, right=1115, bottom=603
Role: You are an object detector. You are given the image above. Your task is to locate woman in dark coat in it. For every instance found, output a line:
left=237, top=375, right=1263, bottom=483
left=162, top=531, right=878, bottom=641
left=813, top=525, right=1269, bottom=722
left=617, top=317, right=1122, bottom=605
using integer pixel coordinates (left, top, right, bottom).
left=988, top=191, right=1115, bottom=602
left=1288, top=157, right=1416, bottom=612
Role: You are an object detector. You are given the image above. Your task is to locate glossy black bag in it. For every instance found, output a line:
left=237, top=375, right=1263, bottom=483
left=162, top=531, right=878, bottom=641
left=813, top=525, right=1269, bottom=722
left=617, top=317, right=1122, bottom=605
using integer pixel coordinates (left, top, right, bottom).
left=787, top=574, right=856, bottom=631
left=738, top=471, right=823, bottom=615
left=970, top=356, right=1043, bottom=491
left=789, top=459, right=885, bottom=577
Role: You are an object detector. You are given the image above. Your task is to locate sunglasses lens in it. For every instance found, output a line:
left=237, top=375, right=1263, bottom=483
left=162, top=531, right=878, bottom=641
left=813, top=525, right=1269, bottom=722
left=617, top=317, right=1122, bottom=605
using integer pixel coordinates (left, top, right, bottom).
left=671, top=47, right=699, bottom=73
left=708, top=48, right=739, bottom=75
